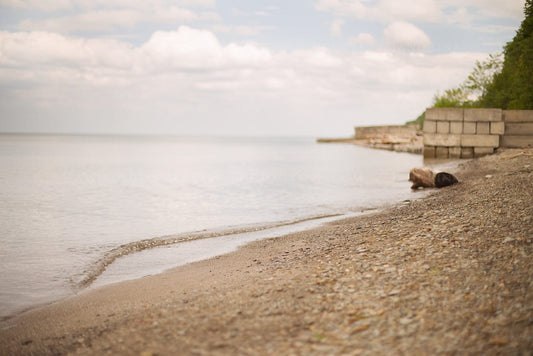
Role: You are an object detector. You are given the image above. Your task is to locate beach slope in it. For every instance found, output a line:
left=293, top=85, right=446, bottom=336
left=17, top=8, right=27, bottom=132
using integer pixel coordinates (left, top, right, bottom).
left=1, top=148, right=532, bottom=355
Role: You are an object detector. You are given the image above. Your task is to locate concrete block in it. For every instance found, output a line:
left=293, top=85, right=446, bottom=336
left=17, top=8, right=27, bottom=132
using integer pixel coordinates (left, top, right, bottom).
left=464, top=108, right=502, bottom=122
left=423, top=120, right=437, bottom=134
left=426, top=108, right=463, bottom=122
left=436, top=147, right=449, bottom=158
left=476, top=122, right=490, bottom=135
left=423, top=146, right=436, bottom=159
left=461, top=134, right=499, bottom=147
left=355, top=125, right=417, bottom=140
left=450, top=121, right=463, bottom=134
left=449, top=147, right=461, bottom=158
left=490, top=121, right=505, bottom=135
left=503, top=110, right=533, bottom=122
left=474, top=147, right=495, bottom=157
left=424, top=133, right=461, bottom=147
left=501, top=135, right=533, bottom=148
left=437, top=121, right=450, bottom=134
left=461, top=147, right=474, bottom=158
left=504, top=123, right=533, bottom=135
left=463, top=122, right=476, bottom=134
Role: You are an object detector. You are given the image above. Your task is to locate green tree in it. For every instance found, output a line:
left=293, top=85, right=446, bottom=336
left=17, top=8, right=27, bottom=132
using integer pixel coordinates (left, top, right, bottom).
left=431, top=53, right=503, bottom=109
left=462, top=53, right=503, bottom=99
left=432, top=88, right=474, bottom=108
left=481, top=0, right=533, bottom=109
left=408, top=1, right=532, bottom=126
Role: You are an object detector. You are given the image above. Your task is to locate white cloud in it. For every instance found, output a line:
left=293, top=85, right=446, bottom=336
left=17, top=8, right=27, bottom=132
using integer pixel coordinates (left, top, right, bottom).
left=299, top=47, right=344, bottom=68
left=349, top=33, right=376, bottom=46
left=0, top=26, right=481, bottom=92
left=384, top=21, right=431, bottom=51
left=447, top=0, right=524, bottom=19
left=378, top=0, right=443, bottom=23
left=315, top=0, right=525, bottom=24
left=330, top=19, right=345, bottom=37
left=0, top=0, right=216, bottom=11
left=0, top=0, right=72, bottom=11
left=212, top=24, right=273, bottom=37
left=0, top=31, right=133, bottom=68
left=0, top=26, right=489, bottom=135
left=138, top=27, right=223, bottom=70
left=230, top=5, right=279, bottom=18
left=315, top=0, right=443, bottom=23
left=17, top=7, right=219, bottom=33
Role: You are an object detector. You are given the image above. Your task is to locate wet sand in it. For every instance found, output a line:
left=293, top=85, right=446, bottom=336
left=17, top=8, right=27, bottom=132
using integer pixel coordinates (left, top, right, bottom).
left=1, top=148, right=532, bottom=355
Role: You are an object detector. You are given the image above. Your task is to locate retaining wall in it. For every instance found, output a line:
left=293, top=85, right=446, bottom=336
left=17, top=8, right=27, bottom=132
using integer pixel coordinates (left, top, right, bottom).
left=355, top=124, right=417, bottom=140
left=502, top=110, right=533, bottom=148
left=423, top=108, right=533, bottom=159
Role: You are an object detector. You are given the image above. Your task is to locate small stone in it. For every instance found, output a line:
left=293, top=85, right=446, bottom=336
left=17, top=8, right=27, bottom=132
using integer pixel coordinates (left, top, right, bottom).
left=399, top=318, right=412, bottom=325
left=489, top=338, right=508, bottom=346
left=140, top=351, right=157, bottom=356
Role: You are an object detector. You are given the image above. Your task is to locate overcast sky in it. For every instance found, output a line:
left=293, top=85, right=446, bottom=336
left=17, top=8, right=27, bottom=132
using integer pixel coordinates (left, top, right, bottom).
left=0, top=0, right=526, bottom=137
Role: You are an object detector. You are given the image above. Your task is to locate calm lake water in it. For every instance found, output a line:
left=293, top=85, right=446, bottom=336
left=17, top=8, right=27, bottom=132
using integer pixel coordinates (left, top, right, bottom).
left=0, top=134, right=427, bottom=319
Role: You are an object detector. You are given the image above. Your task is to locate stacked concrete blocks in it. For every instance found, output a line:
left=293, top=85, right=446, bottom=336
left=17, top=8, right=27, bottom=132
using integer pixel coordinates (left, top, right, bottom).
left=423, top=108, right=503, bottom=159
left=501, top=110, right=533, bottom=148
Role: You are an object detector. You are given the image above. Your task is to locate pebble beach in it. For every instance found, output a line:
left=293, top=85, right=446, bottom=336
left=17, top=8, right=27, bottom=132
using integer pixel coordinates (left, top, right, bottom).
left=1, top=148, right=532, bottom=355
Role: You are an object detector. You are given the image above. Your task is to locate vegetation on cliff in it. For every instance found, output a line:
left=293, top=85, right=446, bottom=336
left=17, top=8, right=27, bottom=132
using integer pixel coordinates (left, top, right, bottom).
left=408, top=0, right=533, bottom=127
left=481, top=0, right=533, bottom=109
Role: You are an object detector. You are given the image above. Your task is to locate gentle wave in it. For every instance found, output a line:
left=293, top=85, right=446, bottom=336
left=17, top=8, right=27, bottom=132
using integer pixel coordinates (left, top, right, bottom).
left=74, top=214, right=344, bottom=289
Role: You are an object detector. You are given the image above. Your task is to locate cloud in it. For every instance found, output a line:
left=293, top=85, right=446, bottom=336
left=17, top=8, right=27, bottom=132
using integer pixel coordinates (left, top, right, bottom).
left=0, top=0, right=72, bottom=12
left=349, top=33, right=376, bottom=46
left=0, top=0, right=216, bottom=11
left=448, top=0, right=524, bottom=19
left=384, top=21, right=431, bottom=51
left=330, top=19, right=345, bottom=37
left=0, top=31, right=134, bottom=70
left=0, top=26, right=488, bottom=135
left=315, top=0, right=525, bottom=25
left=315, top=0, right=443, bottom=24
left=230, top=5, right=279, bottom=17
left=0, top=26, right=273, bottom=76
left=212, top=24, right=273, bottom=36
left=16, top=7, right=220, bottom=33
left=0, top=26, right=481, bottom=92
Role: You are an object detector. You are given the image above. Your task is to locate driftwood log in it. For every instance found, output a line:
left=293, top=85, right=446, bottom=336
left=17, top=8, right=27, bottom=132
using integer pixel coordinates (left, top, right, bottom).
left=409, top=168, right=458, bottom=189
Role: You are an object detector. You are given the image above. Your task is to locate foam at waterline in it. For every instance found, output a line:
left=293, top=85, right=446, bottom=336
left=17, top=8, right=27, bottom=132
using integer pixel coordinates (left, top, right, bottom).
left=78, top=213, right=352, bottom=290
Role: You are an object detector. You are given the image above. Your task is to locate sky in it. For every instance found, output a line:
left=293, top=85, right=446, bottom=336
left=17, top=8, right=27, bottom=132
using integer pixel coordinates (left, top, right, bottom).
left=0, top=0, right=526, bottom=137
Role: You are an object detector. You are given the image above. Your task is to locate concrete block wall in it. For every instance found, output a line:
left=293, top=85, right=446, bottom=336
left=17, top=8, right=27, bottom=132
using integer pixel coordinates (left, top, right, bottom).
left=355, top=124, right=417, bottom=140
left=501, top=110, right=533, bottom=148
left=423, top=108, right=502, bottom=159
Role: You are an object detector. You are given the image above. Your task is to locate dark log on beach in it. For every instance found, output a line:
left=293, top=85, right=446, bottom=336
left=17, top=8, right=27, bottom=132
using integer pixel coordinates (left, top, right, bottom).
left=435, top=172, right=459, bottom=188
left=409, top=168, right=458, bottom=189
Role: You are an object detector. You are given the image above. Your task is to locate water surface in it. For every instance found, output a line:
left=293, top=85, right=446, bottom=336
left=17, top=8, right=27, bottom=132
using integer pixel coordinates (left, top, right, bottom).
left=0, top=135, right=426, bottom=319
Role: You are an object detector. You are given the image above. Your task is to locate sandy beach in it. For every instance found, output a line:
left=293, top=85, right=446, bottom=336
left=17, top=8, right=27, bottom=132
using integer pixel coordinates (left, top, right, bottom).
left=1, top=148, right=532, bottom=355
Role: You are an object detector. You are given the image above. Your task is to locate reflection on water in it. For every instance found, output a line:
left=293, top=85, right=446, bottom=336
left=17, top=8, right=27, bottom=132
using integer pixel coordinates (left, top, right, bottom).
left=0, top=134, right=430, bottom=319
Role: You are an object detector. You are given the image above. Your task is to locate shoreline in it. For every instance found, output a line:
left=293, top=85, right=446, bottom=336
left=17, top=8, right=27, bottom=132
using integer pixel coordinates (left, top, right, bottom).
left=1, top=148, right=532, bottom=355
left=317, top=136, right=423, bottom=155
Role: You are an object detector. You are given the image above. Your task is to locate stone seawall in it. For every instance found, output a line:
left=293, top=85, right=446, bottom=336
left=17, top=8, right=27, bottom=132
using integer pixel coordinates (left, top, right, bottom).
left=354, top=124, right=418, bottom=140
left=502, top=110, right=533, bottom=148
left=423, top=108, right=533, bottom=159
left=317, top=124, right=423, bottom=154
